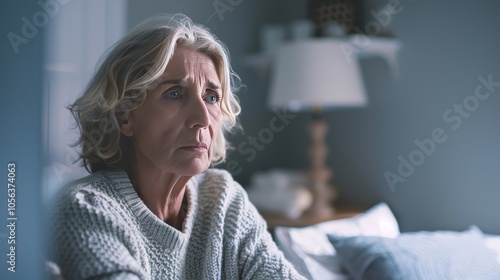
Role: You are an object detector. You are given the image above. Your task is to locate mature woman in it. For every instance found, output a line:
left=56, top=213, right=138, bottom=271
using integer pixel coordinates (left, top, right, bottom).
left=50, top=13, right=304, bottom=280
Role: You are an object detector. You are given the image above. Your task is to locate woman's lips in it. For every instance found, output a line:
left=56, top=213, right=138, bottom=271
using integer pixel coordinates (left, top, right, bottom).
left=179, top=143, right=208, bottom=152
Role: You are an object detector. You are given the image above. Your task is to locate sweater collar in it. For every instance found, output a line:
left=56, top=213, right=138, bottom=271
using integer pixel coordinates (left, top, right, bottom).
left=102, top=169, right=199, bottom=249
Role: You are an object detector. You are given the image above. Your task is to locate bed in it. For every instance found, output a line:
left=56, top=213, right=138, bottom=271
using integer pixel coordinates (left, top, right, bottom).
left=272, top=203, right=500, bottom=280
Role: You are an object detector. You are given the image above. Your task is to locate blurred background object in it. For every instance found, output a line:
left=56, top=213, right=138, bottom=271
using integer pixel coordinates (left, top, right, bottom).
left=307, top=0, right=362, bottom=36
left=268, top=38, right=368, bottom=216
left=247, top=169, right=312, bottom=218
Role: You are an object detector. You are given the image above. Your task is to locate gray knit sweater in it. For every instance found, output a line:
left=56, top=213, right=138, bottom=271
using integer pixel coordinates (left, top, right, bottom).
left=50, top=168, right=305, bottom=280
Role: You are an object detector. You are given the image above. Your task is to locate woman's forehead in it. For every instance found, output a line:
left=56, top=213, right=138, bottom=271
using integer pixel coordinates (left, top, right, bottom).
left=161, top=47, right=220, bottom=85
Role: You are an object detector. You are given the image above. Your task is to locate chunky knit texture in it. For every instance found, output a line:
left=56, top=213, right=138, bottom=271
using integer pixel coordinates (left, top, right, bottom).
left=50, top=169, right=305, bottom=280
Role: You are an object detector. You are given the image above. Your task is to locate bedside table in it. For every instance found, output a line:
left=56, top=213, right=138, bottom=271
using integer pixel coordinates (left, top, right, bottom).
left=259, top=201, right=367, bottom=228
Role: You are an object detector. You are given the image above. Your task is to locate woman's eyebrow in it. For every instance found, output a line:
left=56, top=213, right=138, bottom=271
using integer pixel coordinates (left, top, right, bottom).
left=158, top=78, right=220, bottom=90
left=207, top=81, right=221, bottom=90
left=159, top=79, right=187, bottom=86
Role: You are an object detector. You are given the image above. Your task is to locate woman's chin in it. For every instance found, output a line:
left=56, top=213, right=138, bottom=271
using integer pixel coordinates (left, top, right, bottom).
left=178, top=158, right=211, bottom=176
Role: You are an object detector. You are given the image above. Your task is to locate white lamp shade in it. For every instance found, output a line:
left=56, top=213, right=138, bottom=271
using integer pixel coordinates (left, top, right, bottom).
left=268, top=39, right=368, bottom=111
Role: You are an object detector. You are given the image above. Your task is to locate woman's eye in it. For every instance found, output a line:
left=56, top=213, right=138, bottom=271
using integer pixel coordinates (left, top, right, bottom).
left=204, top=92, right=220, bottom=104
left=164, top=89, right=181, bottom=100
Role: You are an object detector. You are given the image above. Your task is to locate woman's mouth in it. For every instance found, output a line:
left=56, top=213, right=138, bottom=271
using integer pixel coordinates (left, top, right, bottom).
left=179, top=143, right=208, bottom=152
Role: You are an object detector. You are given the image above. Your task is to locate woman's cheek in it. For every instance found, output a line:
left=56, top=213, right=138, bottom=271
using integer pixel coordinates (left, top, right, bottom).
left=213, top=108, right=223, bottom=126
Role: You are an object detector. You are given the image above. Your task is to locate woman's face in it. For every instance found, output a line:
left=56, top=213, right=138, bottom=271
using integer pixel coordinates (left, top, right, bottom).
left=121, top=47, right=223, bottom=176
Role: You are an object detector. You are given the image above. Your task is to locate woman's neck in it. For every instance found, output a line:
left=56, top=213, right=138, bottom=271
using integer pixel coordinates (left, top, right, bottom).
left=127, top=159, right=192, bottom=231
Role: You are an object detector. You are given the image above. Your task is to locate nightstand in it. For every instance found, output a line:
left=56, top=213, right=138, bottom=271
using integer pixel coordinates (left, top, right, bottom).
left=259, top=201, right=367, bottom=228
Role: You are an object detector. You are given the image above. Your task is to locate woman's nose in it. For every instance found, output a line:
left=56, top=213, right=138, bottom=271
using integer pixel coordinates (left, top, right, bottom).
left=186, top=96, right=210, bottom=129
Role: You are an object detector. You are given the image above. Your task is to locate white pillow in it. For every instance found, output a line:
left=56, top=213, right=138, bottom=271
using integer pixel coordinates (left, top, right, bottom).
left=484, top=235, right=500, bottom=265
left=274, top=203, right=399, bottom=279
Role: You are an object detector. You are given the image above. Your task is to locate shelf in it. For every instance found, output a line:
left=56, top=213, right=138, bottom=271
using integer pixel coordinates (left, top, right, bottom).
left=242, top=35, right=401, bottom=77
left=349, top=35, right=401, bottom=77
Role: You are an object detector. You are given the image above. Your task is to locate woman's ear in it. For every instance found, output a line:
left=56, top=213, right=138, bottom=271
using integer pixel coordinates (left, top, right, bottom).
left=120, top=118, right=134, bottom=137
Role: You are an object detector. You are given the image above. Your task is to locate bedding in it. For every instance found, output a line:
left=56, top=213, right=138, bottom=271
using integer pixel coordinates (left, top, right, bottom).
left=328, top=226, right=500, bottom=280
left=273, top=203, right=500, bottom=280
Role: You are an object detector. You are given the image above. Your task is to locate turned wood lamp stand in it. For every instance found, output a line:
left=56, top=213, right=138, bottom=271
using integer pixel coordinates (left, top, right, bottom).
left=306, top=108, right=337, bottom=216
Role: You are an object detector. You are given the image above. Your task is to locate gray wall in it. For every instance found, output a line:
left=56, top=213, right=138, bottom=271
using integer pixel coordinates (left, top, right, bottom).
left=326, top=0, right=500, bottom=234
left=131, top=0, right=500, bottom=234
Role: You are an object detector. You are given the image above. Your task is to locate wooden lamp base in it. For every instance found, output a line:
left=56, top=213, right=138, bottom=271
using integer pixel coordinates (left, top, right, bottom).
left=305, top=110, right=337, bottom=217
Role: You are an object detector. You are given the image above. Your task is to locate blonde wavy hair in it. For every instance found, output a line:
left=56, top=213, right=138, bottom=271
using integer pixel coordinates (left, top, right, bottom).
left=70, top=14, right=242, bottom=173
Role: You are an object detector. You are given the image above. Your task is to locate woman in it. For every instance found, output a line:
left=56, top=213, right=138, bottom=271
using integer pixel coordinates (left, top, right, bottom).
left=50, top=13, right=305, bottom=280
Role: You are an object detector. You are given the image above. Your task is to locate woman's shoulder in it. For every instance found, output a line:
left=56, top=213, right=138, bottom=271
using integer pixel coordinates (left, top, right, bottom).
left=194, top=169, right=267, bottom=235
left=193, top=168, right=251, bottom=210
left=55, top=170, right=114, bottom=197
left=51, top=169, right=129, bottom=215
left=193, top=168, right=244, bottom=193
left=199, top=168, right=234, bottom=181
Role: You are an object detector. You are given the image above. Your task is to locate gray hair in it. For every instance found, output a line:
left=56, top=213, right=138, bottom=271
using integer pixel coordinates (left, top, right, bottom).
left=69, top=13, right=242, bottom=173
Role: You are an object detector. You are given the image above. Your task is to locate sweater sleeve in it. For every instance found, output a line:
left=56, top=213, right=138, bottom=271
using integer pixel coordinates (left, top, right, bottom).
left=225, top=181, right=306, bottom=280
left=50, top=184, right=147, bottom=280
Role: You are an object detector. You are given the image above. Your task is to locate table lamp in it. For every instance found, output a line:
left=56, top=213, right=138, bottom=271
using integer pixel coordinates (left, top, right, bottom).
left=268, top=38, right=367, bottom=217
